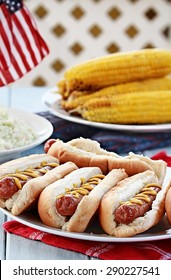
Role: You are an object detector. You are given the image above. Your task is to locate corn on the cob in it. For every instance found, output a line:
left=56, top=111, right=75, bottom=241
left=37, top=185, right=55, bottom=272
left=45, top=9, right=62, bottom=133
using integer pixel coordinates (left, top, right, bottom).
left=58, top=81, right=93, bottom=100
left=66, top=90, right=92, bottom=100
left=75, top=90, right=171, bottom=124
left=57, top=79, right=66, bottom=96
left=62, top=77, right=171, bottom=111
left=59, top=49, right=171, bottom=97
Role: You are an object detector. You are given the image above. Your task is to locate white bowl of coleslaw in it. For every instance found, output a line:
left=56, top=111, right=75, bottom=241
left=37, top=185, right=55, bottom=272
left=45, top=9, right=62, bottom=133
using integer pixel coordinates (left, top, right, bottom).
left=0, top=107, right=53, bottom=163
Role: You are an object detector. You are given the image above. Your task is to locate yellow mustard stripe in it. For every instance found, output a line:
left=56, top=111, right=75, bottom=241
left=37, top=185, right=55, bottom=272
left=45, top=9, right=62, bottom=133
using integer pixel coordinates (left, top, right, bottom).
left=36, top=169, right=47, bottom=174
left=40, top=162, right=59, bottom=167
left=121, top=183, right=161, bottom=206
left=13, top=177, right=22, bottom=189
left=57, top=174, right=105, bottom=199
left=0, top=161, right=58, bottom=190
left=0, top=173, right=28, bottom=180
left=19, top=171, right=40, bottom=178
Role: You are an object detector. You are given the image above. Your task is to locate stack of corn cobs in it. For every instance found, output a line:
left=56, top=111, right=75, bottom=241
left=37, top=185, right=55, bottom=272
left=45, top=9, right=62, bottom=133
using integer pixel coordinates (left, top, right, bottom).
left=58, top=48, right=171, bottom=124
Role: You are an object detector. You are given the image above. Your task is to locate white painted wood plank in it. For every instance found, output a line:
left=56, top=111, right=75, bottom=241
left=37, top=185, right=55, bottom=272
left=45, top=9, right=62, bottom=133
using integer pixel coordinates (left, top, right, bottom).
left=0, top=213, right=6, bottom=260
left=0, top=86, right=10, bottom=260
left=6, top=233, right=89, bottom=260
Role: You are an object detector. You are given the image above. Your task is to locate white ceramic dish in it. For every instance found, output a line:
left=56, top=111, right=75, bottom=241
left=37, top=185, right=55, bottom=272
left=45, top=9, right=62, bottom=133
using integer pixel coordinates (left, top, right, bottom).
left=42, top=88, right=171, bottom=133
left=0, top=108, right=53, bottom=163
left=1, top=167, right=171, bottom=243
left=1, top=209, right=171, bottom=243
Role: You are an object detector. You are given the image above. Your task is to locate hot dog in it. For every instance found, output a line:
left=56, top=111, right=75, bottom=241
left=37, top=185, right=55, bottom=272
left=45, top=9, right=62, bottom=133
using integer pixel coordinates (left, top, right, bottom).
left=0, top=154, right=78, bottom=215
left=44, top=139, right=56, bottom=154
left=38, top=167, right=128, bottom=232
left=55, top=173, right=105, bottom=217
left=45, top=137, right=166, bottom=184
left=114, top=184, right=161, bottom=225
left=99, top=170, right=170, bottom=237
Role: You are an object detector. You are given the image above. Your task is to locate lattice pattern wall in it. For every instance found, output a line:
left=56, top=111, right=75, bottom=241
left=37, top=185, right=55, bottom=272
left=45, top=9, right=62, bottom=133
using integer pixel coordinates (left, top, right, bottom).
left=14, top=0, right=171, bottom=87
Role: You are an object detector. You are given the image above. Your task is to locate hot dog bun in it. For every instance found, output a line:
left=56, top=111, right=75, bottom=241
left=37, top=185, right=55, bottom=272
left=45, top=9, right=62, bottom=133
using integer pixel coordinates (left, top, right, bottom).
left=99, top=170, right=170, bottom=237
left=38, top=167, right=128, bottom=232
left=165, top=186, right=171, bottom=224
left=0, top=154, right=78, bottom=215
left=47, top=138, right=166, bottom=183
left=0, top=154, right=58, bottom=208
left=127, top=152, right=166, bottom=185
left=0, top=154, right=58, bottom=177
left=69, top=138, right=167, bottom=183
left=38, top=167, right=102, bottom=228
left=63, top=168, right=128, bottom=232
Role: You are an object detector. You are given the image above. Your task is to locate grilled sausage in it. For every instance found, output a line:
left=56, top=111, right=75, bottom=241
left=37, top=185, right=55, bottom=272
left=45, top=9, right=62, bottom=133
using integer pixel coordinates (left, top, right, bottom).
left=114, top=185, right=161, bottom=224
left=0, top=161, right=59, bottom=200
left=55, top=174, right=105, bottom=216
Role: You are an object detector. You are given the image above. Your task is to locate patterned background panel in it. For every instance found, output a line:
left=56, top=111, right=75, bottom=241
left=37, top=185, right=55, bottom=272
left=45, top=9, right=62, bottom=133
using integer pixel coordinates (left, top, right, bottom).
left=13, top=0, right=171, bottom=87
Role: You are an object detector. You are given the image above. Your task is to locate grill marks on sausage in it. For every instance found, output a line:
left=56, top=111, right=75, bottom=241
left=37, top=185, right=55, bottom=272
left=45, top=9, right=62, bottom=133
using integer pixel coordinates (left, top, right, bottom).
left=56, top=194, right=83, bottom=216
left=0, top=161, right=59, bottom=200
left=114, top=183, right=162, bottom=224
left=56, top=174, right=105, bottom=216
left=0, top=177, right=18, bottom=200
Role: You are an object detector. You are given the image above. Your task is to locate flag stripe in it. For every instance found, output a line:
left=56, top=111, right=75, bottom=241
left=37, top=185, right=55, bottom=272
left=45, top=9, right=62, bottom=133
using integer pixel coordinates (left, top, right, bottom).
left=10, top=55, right=23, bottom=78
left=0, top=72, right=8, bottom=86
left=0, top=9, right=13, bottom=69
left=12, top=41, right=29, bottom=73
left=0, top=39, right=10, bottom=70
left=9, top=64, right=20, bottom=81
left=0, top=64, right=15, bottom=83
left=0, top=8, right=26, bottom=78
left=0, top=3, right=49, bottom=86
left=1, top=7, right=32, bottom=72
left=0, top=29, right=16, bottom=83
left=21, top=7, right=44, bottom=59
left=12, top=12, right=38, bottom=65
left=23, top=6, right=49, bottom=56
left=15, top=10, right=42, bottom=63
left=12, top=22, right=35, bottom=68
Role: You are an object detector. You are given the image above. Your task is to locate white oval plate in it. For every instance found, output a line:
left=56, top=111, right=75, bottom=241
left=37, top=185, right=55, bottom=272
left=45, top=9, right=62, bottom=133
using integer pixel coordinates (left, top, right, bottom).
left=1, top=167, right=171, bottom=243
left=42, top=88, right=171, bottom=133
left=1, top=208, right=171, bottom=243
left=0, top=108, right=53, bottom=163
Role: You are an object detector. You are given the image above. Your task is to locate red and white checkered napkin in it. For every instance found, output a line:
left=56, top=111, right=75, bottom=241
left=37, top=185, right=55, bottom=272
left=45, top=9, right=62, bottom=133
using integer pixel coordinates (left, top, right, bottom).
left=3, top=151, right=171, bottom=260
left=3, top=220, right=171, bottom=260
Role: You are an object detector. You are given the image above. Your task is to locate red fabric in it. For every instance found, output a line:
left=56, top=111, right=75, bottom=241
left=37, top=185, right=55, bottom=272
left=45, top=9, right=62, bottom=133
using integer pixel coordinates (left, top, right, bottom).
left=2, top=151, right=171, bottom=260
left=3, top=220, right=171, bottom=260
left=151, top=150, right=171, bottom=166
left=0, top=1, right=49, bottom=86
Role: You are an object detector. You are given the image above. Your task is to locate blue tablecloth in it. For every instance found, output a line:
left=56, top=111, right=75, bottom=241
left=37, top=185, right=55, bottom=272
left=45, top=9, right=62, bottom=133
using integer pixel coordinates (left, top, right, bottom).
left=32, top=111, right=171, bottom=155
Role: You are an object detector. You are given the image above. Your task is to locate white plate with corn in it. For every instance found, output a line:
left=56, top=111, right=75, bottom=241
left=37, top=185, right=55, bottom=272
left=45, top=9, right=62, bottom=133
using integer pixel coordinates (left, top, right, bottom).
left=43, top=49, right=171, bottom=132
left=42, top=88, right=171, bottom=133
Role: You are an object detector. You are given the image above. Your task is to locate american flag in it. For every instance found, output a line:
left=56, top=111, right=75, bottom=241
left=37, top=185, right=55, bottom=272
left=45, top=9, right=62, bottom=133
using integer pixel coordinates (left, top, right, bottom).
left=0, top=0, right=49, bottom=87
